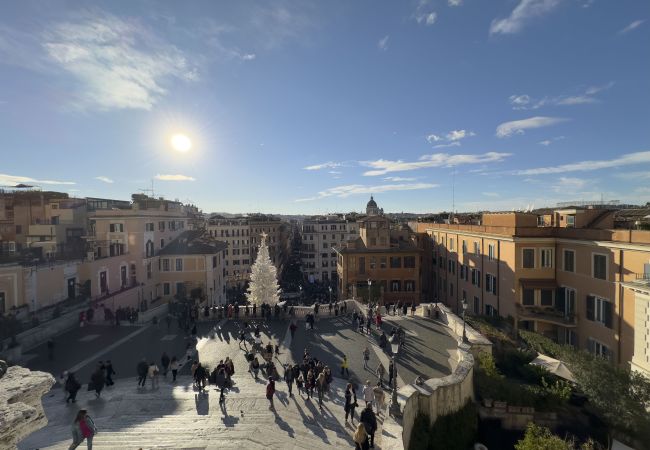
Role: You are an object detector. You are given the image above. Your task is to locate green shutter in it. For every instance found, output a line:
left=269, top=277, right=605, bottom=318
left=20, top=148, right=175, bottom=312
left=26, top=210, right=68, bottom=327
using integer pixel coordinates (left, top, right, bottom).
left=586, top=295, right=595, bottom=321
left=555, top=287, right=566, bottom=313
left=603, top=301, right=613, bottom=329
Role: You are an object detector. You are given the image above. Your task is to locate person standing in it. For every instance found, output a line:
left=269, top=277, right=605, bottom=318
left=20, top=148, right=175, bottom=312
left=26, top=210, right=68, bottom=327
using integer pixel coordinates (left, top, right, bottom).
left=388, top=360, right=395, bottom=389
left=170, top=356, right=179, bottom=382
left=363, top=380, right=374, bottom=407
left=340, top=354, right=350, bottom=378
left=306, top=369, right=315, bottom=400
left=376, top=363, right=385, bottom=388
left=65, top=373, right=81, bottom=403
left=316, top=371, right=327, bottom=408
left=402, top=303, right=408, bottom=316
left=373, top=382, right=386, bottom=416
left=195, top=363, right=207, bottom=392
left=90, top=365, right=105, bottom=398
left=353, top=423, right=369, bottom=450
left=289, top=321, right=297, bottom=339
left=360, top=404, right=377, bottom=448
left=104, top=360, right=115, bottom=386
left=266, top=377, right=276, bottom=409
left=284, top=364, right=295, bottom=396
left=161, top=352, right=170, bottom=377
left=68, top=409, right=97, bottom=450
left=362, top=347, right=370, bottom=370
left=148, top=361, right=159, bottom=389
left=411, top=303, right=416, bottom=316
left=215, top=367, right=227, bottom=403
left=137, top=359, right=148, bottom=388
left=344, top=383, right=358, bottom=424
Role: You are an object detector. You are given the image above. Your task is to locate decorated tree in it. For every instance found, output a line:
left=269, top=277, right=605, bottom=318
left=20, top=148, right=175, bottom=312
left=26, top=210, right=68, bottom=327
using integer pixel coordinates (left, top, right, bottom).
left=246, top=232, right=280, bottom=306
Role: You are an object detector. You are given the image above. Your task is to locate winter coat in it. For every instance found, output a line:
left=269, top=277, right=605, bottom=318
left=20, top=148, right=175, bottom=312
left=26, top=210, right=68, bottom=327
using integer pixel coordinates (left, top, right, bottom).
left=360, top=408, right=377, bottom=433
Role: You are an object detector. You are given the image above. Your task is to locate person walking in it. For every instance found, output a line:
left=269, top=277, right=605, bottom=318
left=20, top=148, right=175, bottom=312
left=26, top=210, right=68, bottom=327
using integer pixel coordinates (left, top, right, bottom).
left=402, top=303, right=408, bottom=316
left=388, top=360, right=395, bottom=389
left=90, top=365, right=105, bottom=398
left=65, top=373, right=81, bottom=403
left=161, top=352, right=170, bottom=377
left=363, top=380, right=374, bottom=407
left=250, top=356, right=260, bottom=379
left=306, top=369, right=315, bottom=400
left=215, top=368, right=227, bottom=404
left=373, top=382, right=386, bottom=416
left=266, top=377, right=276, bottom=409
left=316, top=371, right=327, bottom=408
left=136, top=359, right=148, bottom=388
left=360, top=404, right=377, bottom=448
left=353, top=423, right=369, bottom=450
left=365, top=316, right=372, bottom=335
left=104, top=360, right=115, bottom=387
left=284, top=364, right=294, bottom=397
left=68, top=409, right=97, bottom=450
left=296, top=372, right=305, bottom=396
left=170, top=356, right=179, bottom=382
left=194, top=362, right=207, bottom=392
left=344, top=383, right=358, bottom=424
left=290, top=321, right=297, bottom=339
left=376, top=363, right=386, bottom=388
left=362, top=347, right=370, bottom=370
left=148, top=361, right=159, bottom=389
left=411, top=303, right=416, bottom=316
left=340, top=354, right=350, bottom=378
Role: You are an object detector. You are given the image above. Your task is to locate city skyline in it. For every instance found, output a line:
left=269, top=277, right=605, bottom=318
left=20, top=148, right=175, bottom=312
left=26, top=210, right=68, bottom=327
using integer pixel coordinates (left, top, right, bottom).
left=1, top=0, right=649, bottom=214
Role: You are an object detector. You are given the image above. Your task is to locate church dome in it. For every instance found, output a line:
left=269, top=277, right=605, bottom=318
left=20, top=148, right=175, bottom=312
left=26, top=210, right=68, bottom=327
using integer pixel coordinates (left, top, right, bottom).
left=366, top=196, right=377, bottom=209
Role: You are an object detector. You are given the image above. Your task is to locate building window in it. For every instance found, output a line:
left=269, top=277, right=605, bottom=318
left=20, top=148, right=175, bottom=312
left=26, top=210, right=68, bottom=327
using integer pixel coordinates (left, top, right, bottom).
left=405, top=280, right=415, bottom=292
left=145, top=222, right=154, bottom=232
left=522, top=288, right=535, bottom=305
left=370, top=237, right=377, bottom=246
left=473, top=296, right=480, bottom=314
left=586, top=295, right=613, bottom=328
left=587, top=338, right=610, bottom=359
left=390, top=257, right=402, bottom=268
left=486, top=274, right=497, bottom=295
left=380, top=257, right=387, bottom=269
left=370, top=257, right=376, bottom=269
left=592, top=254, right=607, bottom=280
left=485, top=304, right=496, bottom=316
left=540, top=249, right=553, bottom=268
left=163, top=283, right=170, bottom=295
left=323, top=243, right=328, bottom=249
left=563, top=250, right=575, bottom=272
left=474, top=242, right=480, bottom=255
left=147, top=262, right=152, bottom=280
left=391, top=280, right=401, bottom=292
left=162, top=259, right=170, bottom=272
left=404, top=256, right=416, bottom=268
left=540, top=289, right=553, bottom=306
left=567, top=215, right=575, bottom=227
left=213, top=256, right=217, bottom=268
left=462, top=240, right=467, bottom=253
left=175, top=258, right=183, bottom=271
left=522, top=248, right=535, bottom=268
left=159, top=221, right=165, bottom=231
left=450, top=239, right=454, bottom=251
left=109, top=223, right=124, bottom=232
left=359, top=257, right=365, bottom=274
left=160, top=239, right=165, bottom=249
left=488, top=244, right=495, bottom=261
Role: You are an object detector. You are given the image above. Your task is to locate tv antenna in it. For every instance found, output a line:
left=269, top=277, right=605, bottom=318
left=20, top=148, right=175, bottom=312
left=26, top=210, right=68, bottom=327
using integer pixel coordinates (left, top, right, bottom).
left=139, top=179, right=155, bottom=197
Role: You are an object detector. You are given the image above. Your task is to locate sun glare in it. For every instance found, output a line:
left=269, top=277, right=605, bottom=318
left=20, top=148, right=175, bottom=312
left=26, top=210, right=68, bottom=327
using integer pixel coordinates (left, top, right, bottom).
left=170, top=133, right=192, bottom=152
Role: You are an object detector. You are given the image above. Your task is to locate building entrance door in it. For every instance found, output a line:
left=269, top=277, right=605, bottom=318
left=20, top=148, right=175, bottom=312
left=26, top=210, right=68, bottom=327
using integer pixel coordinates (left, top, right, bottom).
left=67, top=278, right=76, bottom=300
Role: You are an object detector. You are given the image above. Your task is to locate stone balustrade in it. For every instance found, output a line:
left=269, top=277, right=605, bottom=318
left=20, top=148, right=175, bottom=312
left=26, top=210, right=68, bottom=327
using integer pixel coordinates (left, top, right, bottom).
left=0, top=364, right=55, bottom=449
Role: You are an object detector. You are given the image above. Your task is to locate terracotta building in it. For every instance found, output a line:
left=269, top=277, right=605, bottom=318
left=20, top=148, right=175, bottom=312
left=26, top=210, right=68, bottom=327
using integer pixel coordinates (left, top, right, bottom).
left=412, top=208, right=650, bottom=376
left=335, top=197, right=421, bottom=306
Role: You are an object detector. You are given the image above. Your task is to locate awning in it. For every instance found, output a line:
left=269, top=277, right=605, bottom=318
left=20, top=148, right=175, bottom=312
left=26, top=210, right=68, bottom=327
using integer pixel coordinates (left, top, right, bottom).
left=530, top=354, right=575, bottom=383
left=519, top=278, right=558, bottom=289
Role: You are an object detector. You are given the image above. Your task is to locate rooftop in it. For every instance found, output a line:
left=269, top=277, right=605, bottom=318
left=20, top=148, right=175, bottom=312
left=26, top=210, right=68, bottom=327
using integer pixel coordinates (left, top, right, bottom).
left=159, top=230, right=227, bottom=256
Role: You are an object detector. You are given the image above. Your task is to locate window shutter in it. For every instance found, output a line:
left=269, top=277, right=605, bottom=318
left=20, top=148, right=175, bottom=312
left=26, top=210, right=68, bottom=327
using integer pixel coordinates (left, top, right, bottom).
left=603, top=301, right=613, bottom=329
left=586, top=295, right=595, bottom=321
left=485, top=274, right=489, bottom=291
left=478, top=271, right=481, bottom=287
left=492, top=277, right=497, bottom=295
left=555, top=287, right=566, bottom=313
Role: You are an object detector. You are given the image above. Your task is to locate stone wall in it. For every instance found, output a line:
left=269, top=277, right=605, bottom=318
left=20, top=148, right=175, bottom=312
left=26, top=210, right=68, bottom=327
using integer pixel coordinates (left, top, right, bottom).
left=0, top=365, right=55, bottom=449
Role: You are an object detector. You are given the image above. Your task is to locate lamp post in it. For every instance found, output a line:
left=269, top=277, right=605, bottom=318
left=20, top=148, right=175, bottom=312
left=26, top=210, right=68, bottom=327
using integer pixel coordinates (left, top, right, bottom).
left=299, top=285, right=303, bottom=305
left=389, top=334, right=401, bottom=417
left=367, top=279, right=372, bottom=307
left=462, top=299, right=468, bottom=343
left=328, top=286, right=332, bottom=304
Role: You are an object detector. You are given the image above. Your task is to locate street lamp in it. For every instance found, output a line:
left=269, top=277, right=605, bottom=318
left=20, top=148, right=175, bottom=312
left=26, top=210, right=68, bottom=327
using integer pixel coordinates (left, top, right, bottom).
left=389, top=334, right=401, bottom=418
left=367, top=279, right=372, bottom=306
left=299, top=285, right=303, bottom=305
left=328, top=286, right=332, bottom=304
left=462, top=299, right=468, bottom=343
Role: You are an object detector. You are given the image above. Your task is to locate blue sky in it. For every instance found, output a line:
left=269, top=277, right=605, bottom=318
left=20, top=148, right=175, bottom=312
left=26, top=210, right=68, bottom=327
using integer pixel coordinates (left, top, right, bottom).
left=0, top=0, right=648, bottom=214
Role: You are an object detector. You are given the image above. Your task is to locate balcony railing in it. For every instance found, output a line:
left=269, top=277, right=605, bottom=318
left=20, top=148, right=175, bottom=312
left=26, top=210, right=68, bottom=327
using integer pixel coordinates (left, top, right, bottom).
left=635, top=273, right=650, bottom=280
left=516, top=304, right=577, bottom=327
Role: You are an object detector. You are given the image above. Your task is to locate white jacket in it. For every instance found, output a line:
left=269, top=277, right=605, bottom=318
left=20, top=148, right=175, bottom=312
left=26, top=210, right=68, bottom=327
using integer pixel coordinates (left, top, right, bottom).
left=363, top=385, right=374, bottom=402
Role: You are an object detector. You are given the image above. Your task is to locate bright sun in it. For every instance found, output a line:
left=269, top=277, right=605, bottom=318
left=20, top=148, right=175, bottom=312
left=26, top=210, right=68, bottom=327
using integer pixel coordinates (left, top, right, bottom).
left=170, top=133, right=192, bottom=152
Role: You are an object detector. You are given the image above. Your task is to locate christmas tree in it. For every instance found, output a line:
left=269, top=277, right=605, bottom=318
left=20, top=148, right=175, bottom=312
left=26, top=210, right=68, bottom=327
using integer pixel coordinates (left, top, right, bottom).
left=246, top=232, right=280, bottom=306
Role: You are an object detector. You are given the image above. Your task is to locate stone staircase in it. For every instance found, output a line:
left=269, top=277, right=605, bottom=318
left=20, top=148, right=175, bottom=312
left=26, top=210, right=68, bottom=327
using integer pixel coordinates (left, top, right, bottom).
left=19, top=374, right=360, bottom=450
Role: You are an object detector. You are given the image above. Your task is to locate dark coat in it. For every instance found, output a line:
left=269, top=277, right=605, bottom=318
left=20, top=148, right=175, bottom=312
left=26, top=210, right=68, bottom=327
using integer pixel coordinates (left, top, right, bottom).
left=360, top=408, right=377, bottom=432
left=137, top=361, right=148, bottom=377
left=91, top=370, right=105, bottom=390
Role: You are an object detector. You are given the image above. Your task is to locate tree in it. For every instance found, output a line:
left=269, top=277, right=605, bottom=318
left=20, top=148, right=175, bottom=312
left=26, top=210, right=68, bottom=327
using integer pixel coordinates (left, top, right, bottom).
left=246, top=232, right=280, bottom=306
left=516, top=424, right=604, bottom=450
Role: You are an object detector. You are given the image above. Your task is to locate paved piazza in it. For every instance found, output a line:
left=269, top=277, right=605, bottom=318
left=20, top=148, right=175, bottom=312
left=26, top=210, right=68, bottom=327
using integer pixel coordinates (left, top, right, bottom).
left=19, top=313, right=459, bottom=449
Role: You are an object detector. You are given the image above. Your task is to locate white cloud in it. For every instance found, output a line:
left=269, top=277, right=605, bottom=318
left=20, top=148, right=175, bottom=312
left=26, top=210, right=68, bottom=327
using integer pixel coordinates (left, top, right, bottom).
left=362, top=152, right=511, bottom=176
left=425, top=12, right=438, bottom=25
left=509, top=82, right=613, bottom=110
left=295, top=182, right=438, bottom=202
left=482, top=192, right=500, bottom=197
left=0, top=173, right=76, bottom=186
left=490, top=0, right=562, bottom=35
left=328, top=170, right=342, bottom=175
left=552, top=177, right=587, bottom=192
left=304, top=161, right=342, bottom=171
left=496, top=116, right=568, bottom=138
left=95, top=176, right=113, bottom=183
left=155, top=174, right=196, bottom=181
left=414, top=1, right=438, bottom=26
left=241, top=53, right=256, bottom=60
left=384, top=176, right=418, bottom=182
left=516, top=151, right=650, bottom=175
left=448, top=0, right=463, bottom=6
left=538, top=136, right=565, bottom=146
left=426, top=129, right=475, bottom=146
left=620, top=20, right=645, bottom=34
left=38, top=12, right=198, bottom=111
left=378, top=35, right=389, bottom=50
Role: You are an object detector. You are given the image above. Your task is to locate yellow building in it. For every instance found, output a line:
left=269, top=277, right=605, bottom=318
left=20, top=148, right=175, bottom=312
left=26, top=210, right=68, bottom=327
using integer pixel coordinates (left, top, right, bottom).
left=412, top=209, right=650, bottom=375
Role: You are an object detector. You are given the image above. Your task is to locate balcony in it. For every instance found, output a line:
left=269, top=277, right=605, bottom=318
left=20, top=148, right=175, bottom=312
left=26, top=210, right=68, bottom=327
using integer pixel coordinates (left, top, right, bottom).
left=516, top=304, right=577, bottom=327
